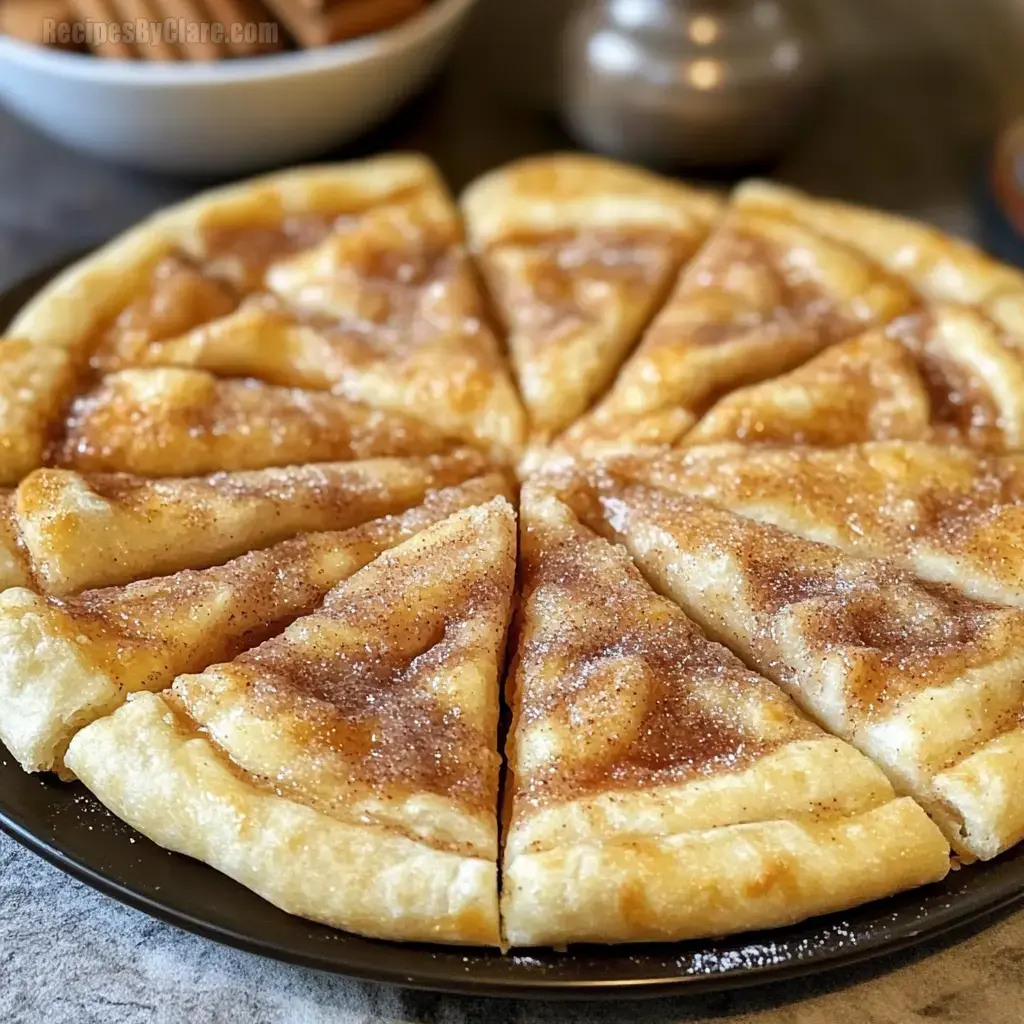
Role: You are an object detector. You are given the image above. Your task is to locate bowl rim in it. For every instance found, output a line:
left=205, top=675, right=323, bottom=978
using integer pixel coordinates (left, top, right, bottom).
left=0, top=0, right=476, bottom=85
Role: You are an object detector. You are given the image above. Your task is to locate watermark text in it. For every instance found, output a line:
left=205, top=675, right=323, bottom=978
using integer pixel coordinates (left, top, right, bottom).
left=43, top=17, right=278, bottom=47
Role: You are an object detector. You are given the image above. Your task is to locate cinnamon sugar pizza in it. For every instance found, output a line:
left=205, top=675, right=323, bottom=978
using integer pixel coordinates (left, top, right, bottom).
left=6, top=155, right=1024, bottom=948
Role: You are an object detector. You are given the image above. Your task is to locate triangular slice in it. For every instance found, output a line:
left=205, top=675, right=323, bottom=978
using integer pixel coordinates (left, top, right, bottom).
left=92, top=157, right=526, bottom=461
left=558, top=190, right=916, bottom=454
left=0, top=337, right=79, bottom=485
left=684, top=306, right=1024, bottom=450
left=96, top=295, right=345, bottom=387
left=0, top=475, right=506, bottom=776
left=9, top=159, right=448, bottom=352
left=600, top=442, right=1024, bottom=607
left=737, top=180, right=1024, bottom=335
left=56, top=368, right=460, bottom=477
left=683, top=330, right=932, bottom=447
left=14, top=450, right=491, bottom=594
left=501, top=483, right=948, bottom=947
left=66, top=498, right=516, bottom=945
left=587, top=479, right=1024, bottom=860
left=461, top=154, right=722, bottom=443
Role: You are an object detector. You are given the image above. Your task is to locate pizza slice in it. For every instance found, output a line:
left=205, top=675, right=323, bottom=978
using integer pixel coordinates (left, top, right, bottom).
left=682, top=330, right=932, bottom=447
left=56, top=368, right=459, bottom=477
left=685, top=306, right=1024, bottom=450
left=0, top=475, right=506, bottom=776
left=66, top=498, right=517, bottom=945
left=461, top=154, right=722, bottom=443
left=14, top=450, right=492, bottom=594
left=501, top=483, right=948, bottom=947
left=94, top=295, right=343, bottom=387
left=587, top=478, right=1024, bottom=860
left=8, top=157, right=463, bottom=348
left=602, top=442, right=1024, bottom=607
left=558, top=188, right=916, bottom=454
left=736, top=180, right=1024, bottom=335
left=0, top=337, right=79, bottom=486
left=88, top=158, right=525, bottom=461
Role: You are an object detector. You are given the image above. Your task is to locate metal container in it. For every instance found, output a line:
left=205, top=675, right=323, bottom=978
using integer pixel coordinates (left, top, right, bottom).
left=562, top=0, right=823, bottom=168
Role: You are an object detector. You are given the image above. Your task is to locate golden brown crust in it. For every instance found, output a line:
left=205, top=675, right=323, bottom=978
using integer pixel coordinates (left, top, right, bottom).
left=683, top=306, right=1024, bottom=451
left=17, top=156, right=1024, bottom=947
left=599, top=442, right=1024, bottom=607
left=15, top=452, right=492, bottom=594
left=0, top=490, right=31, bottom=591
left=0, top=338, right=80, bottom=486
left=462, top=154, right=722, bottom=244
left=503, top=797, right=949, bottom=947
left=0, top=475, right=507, bottom=775
left=88, top=255, right=240, bottom=371
left=584, top=478, right=1024, bottom=860
left=889, top=306, right=1024, bottom=450
left=16, top=156, right=524, bottom=462
left=502, top=484, right=948, bottom=945
left=683, top=330, right=932, bottom=447
left=737, top=180, right=1024, bottom=332
left=172, top=499, right=515, bottom=856
left=11, top=157, right=451, bottom=349
left=509, top=485, right=818, bottom=814
left=67, top=499, right=516, bottom=945
left=66, top=692, right=501, bottom=945
left=462, top=155, right=722, bottom=441
left=92, top=286, right=525, bottom=461
left=559, top=198, right=916, bottom=454
left=56, top=368, right=457, bottom=477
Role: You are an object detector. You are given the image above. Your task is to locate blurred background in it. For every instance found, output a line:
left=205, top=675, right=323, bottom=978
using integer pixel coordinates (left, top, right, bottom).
left=3, top=0, right=1024, bottom=284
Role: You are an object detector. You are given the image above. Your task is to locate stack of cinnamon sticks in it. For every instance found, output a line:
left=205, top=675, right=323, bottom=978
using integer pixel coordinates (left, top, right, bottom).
left=0, top=0, right=425, bottom=58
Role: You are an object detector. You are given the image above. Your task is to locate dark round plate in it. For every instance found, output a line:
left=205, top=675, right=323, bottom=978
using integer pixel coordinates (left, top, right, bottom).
left=3, top=261, right=1024, bottom=999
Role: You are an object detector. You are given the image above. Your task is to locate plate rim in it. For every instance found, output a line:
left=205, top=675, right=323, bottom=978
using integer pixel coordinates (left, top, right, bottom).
left=3, top=255, right=1024, bottom=1000
left=5, top=773, right=1024, bottom=1000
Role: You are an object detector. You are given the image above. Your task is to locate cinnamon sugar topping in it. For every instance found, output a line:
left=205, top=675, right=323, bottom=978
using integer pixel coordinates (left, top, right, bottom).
left=175, top=501, right=516, bottom=821
left=510, top=490, right=815, bottom=816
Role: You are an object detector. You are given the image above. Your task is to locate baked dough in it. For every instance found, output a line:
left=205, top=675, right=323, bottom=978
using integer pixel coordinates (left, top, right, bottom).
left=0, top=337, right=79, bottom=486
left=501, top=483, right=949, bottom=947
left=683, top=329, right=927, bottom=447
left=16, top=157, right=524, bottom=462
left=462, top=154, right=721, bottom=443
left=559, top=187, right=916, bottom=454
left=0, top=475, right=506, bottom=775
left=56, top=368, right=460, bottom=477
left=600, top=442, right=1024, bottom=607
left=684, top=306, right=1024, bottom=450
left=12, top=155, right=1024, bottom=949
left=585, top=477, right=1024, bottom=861
left=14, top=450, right=491, bottom=594
left=736, top=180, right=1024, bottom=334
left=67, top=498, right=516, bottom=944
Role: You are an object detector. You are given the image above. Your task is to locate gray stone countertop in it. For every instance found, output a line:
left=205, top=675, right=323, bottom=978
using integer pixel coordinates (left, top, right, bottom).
left=5, top=1, right=1024, bottom=1019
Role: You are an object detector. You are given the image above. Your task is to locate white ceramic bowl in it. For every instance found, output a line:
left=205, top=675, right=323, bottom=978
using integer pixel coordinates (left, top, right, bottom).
left=0, top=0, right=477, bottom=175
